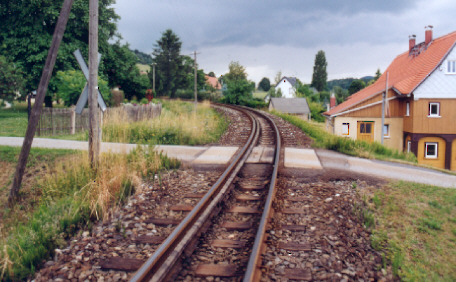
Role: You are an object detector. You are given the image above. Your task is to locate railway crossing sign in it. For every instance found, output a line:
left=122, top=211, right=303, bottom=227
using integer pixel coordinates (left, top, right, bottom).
left=73, top=49, right=107, bottom=114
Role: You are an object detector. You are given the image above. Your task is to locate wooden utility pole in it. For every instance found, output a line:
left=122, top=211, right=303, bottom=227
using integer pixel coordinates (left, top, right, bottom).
left=381, top=72, right=389, bottom=145
left=194, top=51, right=198, bottom=107
left=88, top=0, right=100, bottom=167
left=8, top=0, right=74, bottom=206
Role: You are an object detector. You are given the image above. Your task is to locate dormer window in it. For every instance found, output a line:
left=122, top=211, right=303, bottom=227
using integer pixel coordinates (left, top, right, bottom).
left=447, top=60, right=456, bottom=73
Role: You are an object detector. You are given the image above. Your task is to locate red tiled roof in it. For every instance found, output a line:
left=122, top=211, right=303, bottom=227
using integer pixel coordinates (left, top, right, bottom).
left=205, top=75, right=222, bottom=90
left=325, top=30, right=456, bottom=116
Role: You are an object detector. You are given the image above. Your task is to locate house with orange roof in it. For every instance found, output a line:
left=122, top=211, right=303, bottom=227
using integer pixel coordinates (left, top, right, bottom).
left=205, top=75, right=222, bottom=90
left=324, top=26, right=456, bottom=170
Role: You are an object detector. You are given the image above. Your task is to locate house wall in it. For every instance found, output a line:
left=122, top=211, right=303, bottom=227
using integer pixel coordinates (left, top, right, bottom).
left=417, top=136, right=447, bottom=169
left=414, top=47, right=456, bottom=100
left=333, top=116, right=403, bottom=151
left=275, top=80, right=295, bottom=98
left=409, top=99, right=456, bottom=134
left=452, top=140, right=456, bottom=171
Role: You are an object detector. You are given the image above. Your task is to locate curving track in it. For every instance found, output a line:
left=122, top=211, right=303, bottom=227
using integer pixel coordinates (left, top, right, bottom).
left=130, top=105, right=281, bottom=281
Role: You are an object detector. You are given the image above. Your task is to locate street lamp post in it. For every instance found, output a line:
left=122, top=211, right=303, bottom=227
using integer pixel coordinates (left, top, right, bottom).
left=152, top=62, right=156, bottom=94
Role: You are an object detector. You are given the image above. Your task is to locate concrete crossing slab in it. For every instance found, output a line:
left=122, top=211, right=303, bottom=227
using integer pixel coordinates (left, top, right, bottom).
left=284, top=148, right=322, bottom=169
left=192, top=146, right=238, bottom=164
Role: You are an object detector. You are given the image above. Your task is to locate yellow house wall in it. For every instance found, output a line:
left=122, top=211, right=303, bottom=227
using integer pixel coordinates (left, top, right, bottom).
left=417, top=137, right=446, bottom=169
left=452, top=140, right=456, bottom=171
left=333, top=117, right=403, bottom=151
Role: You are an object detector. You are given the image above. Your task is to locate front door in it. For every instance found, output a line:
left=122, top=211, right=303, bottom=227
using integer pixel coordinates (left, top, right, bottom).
left=357, top=121, right=374, bottom=142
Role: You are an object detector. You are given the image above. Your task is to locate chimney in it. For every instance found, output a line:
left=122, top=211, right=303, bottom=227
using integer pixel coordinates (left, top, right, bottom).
left=425, top=25, right=433, bottom=45
left=330, top=92, right=336, bottom=109
left=409, top=34, right=416, bottom=52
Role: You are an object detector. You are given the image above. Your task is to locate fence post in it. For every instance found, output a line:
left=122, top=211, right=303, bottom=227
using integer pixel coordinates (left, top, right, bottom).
left=71, top=106, right=76, bottom=135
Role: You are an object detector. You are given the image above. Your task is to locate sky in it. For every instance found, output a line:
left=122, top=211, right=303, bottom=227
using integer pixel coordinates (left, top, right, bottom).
left=111, top=0, right=456, bottom=85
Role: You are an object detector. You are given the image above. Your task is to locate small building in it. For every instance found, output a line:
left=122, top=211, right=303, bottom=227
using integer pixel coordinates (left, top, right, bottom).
left=269, top=98, right=311, bottom=120
left=205, top=75, right=222, bottom=90
left=324, top=26, right=456, bottom=171
left=275, top=77, right=297, bottom=98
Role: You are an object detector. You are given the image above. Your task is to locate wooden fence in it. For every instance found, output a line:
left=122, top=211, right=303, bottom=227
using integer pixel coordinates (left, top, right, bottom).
left=37, top=103, right=161, bottom=136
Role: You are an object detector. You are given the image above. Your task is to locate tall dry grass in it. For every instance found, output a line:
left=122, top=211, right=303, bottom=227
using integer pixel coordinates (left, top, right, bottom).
left=102, top=100, right=227, bottom=145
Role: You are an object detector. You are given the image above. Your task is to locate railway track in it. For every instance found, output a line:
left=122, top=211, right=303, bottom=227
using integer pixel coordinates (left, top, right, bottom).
left=130, top=105, right=281, bottom=281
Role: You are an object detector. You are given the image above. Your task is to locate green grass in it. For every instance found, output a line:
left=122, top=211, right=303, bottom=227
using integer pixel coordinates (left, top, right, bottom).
left=252, top=91, right=268, bottom=100
left=365, top=181, right=456, bottom=281
left=0, top=146, right=77, bottom=167
left=0, top=104, right=28, bottom=137
left=136, top=63, right=150, bottom=73
left=272, top=111, right=417, bottom=163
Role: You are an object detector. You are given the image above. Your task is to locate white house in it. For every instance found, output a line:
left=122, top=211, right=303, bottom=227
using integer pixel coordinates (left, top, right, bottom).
left=275, top=77, right=297, bottom=98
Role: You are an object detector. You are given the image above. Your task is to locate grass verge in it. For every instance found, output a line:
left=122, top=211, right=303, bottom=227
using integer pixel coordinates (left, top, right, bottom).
left=0, top=104, right=28, bottom=137
left=361, top=182, right=456, bottom=281
left=0, top=146, right=179, bottom=280
left=103, top=100, right=228, bottom=145
left=272, top=111, right=417, bottom=163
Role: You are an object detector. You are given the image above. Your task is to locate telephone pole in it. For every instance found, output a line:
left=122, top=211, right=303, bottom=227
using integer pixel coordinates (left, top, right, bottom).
left=88, top=0, right=100, bottom=167
left=193, top=51, right=198, bottom=107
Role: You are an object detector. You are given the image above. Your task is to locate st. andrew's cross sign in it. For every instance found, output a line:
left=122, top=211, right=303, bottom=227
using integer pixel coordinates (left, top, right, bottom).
left=73, top=49, right=107, bottom=114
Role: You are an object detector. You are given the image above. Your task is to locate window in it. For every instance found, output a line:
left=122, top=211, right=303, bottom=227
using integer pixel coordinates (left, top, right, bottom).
left=360, top=122, right=372, bottom=134
left=425, top=142, right=438, bottom=159
left=447, top=60, right=456, bottom=73
left=406, top=102, right=410, bottom=116
left=383, top=124, right=390, bottom=137
left=342, top=123, right=349, bottom=135
left=407, top=141, right=411, bottom=153
left=429, top=102, right=440, bottom=117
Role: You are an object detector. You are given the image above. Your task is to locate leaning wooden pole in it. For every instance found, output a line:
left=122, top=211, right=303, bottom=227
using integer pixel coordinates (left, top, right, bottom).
left=88, top=0, right=100, bottom=167
left=8, top=0, right=74, bottom=206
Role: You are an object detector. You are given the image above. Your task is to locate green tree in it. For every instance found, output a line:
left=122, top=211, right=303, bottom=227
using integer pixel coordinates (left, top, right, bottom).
left=311, top=50, right=328, bottom=92
left=54, top=70, right=110, bottom=106
left=224, top=61, right=247, bottom=82
left=348, top=79, right=366, bottom=94
left=296, top=83, right=314, bottom=98
left=374, top=69, right=382, bottom=81
left=104, top=42, right=150, bottom=100
left=0, top=0, right=119, bottom=91
left=333, top=86, right=349, bottom=104
left=223, top=61, right=253, bottom=105
left=258, top=77, right=271, bottom=91
left=152, top=29, right=184, bottom=98
left=208, top=71, right=216, bottom=77
left=0, top=55, right=25, bottom=102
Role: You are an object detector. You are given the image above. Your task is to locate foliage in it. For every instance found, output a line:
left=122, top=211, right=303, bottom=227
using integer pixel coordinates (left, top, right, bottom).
left=132, top=49, right=152, bottom=65
left=308, top=101, right=326, bottom=122
left=258, top=77, right=271, bottom=91
left=0, top=0, right=120, bottom=91
left=333, top=86, right=350, bottom=104
left=151, top=29, right=184, bottom=98
left=0, top=55, right=26, bottom=101
left=272, top=111, right=417, bottom=162
left=104, top=42, right=150, bottom=100
left=327, top=76, right=373, bottom=90
left=207, top=71, right=215, bottom=77
left=348, top=79, right=366, bottom=94
left=224, top=61, right=247, bottom=82
left=180, top=56, right=206, bottom=94
left=223, top=79, right=254, bottom=105
left=296, top=83, right=314, bottom=97
left=54, top=70, right=110, bottom=106
left=364, top=181, right=456, bottom=280
left=311, top=50, right=328, bottom=92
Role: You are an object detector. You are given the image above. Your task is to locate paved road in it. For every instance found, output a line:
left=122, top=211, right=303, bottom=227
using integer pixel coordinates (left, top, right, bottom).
left=1, top=137, right=455, bottom=188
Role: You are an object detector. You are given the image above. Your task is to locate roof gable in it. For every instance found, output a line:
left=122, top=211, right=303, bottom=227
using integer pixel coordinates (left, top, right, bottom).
left=277, top=76, right=297, bottom=87
left=269, top=98, right=310, bottom=114
left=325, top=30, right=456, bottom=117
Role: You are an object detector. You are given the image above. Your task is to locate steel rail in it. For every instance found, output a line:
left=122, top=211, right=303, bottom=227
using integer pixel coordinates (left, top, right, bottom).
left=131, top=106, right=259, bottom=282
left=243, top=109, right=281, bottom=282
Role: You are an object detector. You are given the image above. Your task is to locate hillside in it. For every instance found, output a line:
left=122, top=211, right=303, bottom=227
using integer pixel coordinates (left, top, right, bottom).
left=327, top=76, right=373, bottom=90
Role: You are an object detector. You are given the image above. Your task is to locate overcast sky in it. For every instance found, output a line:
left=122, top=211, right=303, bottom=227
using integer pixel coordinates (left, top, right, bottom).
left=111, top=0, right=456, bottom=84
